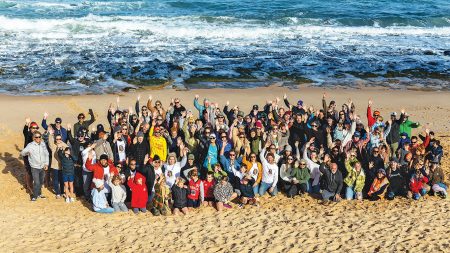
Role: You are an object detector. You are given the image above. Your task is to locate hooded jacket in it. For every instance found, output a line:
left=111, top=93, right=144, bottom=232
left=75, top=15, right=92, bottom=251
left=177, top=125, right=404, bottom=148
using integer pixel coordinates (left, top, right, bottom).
left=343, top=160, right=366, bottom=193
left=409, top=174, right=428, bottom=193
left=127, top=172, right=148, bottom=208
left=20, top=141, right=49, bottom=169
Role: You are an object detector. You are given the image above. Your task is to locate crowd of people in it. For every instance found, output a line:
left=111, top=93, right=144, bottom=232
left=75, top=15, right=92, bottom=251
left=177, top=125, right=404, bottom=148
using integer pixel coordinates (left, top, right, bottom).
left=19, top=93, right=446, bottom=215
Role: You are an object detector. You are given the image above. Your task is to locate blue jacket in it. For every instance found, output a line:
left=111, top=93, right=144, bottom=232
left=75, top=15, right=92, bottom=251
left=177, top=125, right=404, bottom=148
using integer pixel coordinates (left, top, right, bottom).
left=42, top=119, right=68, bottom=142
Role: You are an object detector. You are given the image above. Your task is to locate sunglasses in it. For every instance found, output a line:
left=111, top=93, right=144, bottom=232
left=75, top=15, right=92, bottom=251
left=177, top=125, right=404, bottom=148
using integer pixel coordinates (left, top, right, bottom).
left=270, top=147, right=276, bottom=150
left=56, top=122, right=61, bottom=124
left=122, top=128, right=128, bottom=131
left=154, top=161, right=161, bottom=164
left=156, top=103, right=161, bottom=106
left=56, top=138, right=62, bottom=141
left=287, top=158, right=294, bottom=160
left=78, top=117, right=85, bottom=120
left=250, top=156, right=256, bottom=158
left=34, top=136, right=42, bottom=139
left=221, top=136, right=227, bottom=139
left=300, top=163, right=306, bottom=165
left=239, top=136, right=245, bottom=138
left=311, top=125, right=318, bottom=127
left=31, top=127, right=39, bottom=130
left=210, top=137, right=216, bottom=139
left=229, top=154, right=236, bottom=157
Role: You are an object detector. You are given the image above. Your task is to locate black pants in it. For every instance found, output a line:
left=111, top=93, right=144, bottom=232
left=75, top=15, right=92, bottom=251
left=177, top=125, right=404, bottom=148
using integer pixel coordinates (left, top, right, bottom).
left=74, top=166, right=83, bottom=197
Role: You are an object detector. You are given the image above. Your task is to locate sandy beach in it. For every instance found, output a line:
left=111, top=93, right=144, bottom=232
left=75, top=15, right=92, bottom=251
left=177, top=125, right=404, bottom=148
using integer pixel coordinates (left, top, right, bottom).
left=0, top=86, right=449, bottom=253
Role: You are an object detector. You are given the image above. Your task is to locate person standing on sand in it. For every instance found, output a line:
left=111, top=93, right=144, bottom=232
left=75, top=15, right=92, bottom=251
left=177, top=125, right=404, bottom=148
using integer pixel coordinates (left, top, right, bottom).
left=20, top=130, right=49, bottom=201
left=73, top=109, right=96, bottom=138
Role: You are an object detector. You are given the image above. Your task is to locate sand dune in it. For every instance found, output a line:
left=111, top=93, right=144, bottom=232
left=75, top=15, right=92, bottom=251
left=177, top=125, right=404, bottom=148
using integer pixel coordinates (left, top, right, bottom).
left=0, top=86, right=449, bottom=252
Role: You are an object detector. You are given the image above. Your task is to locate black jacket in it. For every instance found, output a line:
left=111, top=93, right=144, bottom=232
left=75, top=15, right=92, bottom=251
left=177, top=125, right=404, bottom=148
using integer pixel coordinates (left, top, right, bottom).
left=138, top=163, right=156, bottom=195
left=387, top=169, right=404, bottom=194
left=58, top=150, right=75, bottom=175
left=239, top=178, right=255, bottom=198
left=171, top=184, right=188, bottom=208
left=319, top=163, right=343, bottom=194
left=386, top=114, right=404, bottom=144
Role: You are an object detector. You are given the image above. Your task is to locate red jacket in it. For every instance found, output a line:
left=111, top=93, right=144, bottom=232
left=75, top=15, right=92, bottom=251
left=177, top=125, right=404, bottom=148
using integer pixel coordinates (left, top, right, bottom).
left=85, top=158, right=119, bottom=181
left=188, top=179, right=201, bottom=200
left=128, top=172, right=148, bottom=208
left=367, top=106, right=376, bottom=128
left=202, top=179, right=215, bottom=199
left=409, top=175, right=429, bottom=193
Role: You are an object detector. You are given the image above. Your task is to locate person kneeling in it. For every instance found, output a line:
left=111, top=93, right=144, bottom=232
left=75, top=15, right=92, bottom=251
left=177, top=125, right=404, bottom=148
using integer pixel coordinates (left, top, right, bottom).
left=91, top=180, right=114, bottom=214
left=428, top=162, right=447, bottom=199
left=239, top=174, right=259, bottom=208
left=171, top=177, right=189, bottom=215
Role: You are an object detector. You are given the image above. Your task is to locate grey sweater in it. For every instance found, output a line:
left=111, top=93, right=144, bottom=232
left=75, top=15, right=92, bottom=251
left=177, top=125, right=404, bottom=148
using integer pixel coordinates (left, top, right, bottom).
left=21, top=141, right=49, bottom=169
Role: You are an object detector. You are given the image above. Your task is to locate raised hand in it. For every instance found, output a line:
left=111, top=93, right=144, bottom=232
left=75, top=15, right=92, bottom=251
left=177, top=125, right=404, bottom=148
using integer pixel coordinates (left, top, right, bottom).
left=67, top=124, right=72, bottom=131
left=25, top=117, right=31, bottom=125
left=195, top=94, right=199, bottom=100
left=43, top=112, right=49, bottom=119
left=368, top=98, right=373, bottom=106
left=226, top=100, right=230, bottom=106
left=283, top=93, right=287, bottom=99
left=149, top=95, right=153, bottom=101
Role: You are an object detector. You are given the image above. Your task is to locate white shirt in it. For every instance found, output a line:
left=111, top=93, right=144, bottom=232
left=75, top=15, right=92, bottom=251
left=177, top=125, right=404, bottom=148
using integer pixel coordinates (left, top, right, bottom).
left=259, top=148, right=279, bottom=186
left=117, top=139, right=126, bottom=162
left=249, top=163, right=259, bottom=181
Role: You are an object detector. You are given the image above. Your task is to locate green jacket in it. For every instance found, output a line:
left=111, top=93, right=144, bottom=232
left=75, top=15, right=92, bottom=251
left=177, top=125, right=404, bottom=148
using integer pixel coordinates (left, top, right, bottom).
left=399, top=119, right=420, bottom=137
left=291, top=167, right=310, bottom=185
left=344, top=160, right=366, bottom=193
left=207, top=161, right=227, bottom=180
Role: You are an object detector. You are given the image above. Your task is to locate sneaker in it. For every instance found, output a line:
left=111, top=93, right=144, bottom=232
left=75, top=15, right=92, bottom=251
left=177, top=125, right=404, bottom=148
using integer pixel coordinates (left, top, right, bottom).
left=65, top=198, right=70, bottom=203
left=223, top=203, right=232, bottom=209
left=238, top=204, right=244, bottom=209
left=39, top=195, right=46, bottom=199
left=31, top=197, right=37, bottom=202
left=70, top=197, right=75, bottom=202
left=56, top=194, right=61, bottom=199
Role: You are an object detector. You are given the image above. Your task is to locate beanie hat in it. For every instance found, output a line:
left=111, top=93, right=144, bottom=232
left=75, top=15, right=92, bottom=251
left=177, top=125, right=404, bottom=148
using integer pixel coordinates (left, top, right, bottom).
left=93, top=179, right=104, bottom=189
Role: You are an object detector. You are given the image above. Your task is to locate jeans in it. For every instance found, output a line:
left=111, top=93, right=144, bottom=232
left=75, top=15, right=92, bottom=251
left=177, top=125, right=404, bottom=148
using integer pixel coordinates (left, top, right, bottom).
left=133, top=208, right=147, bottom=214
left=432, top=183, right=448, bottom=194
left=52, top=169, right=63, bottom=195
left=82, top=170, right=93, bottom=200
left=253, top=184, right=259, bottom=196
left=112, top=202, right=129, bottom=212
left=284, top=182, right=298, bottom=198
left=258, top=182, right=278, bottom=197
left=322, top=190, right=340, bottom=202
left=31, top=168, right=44, bottom=198
left=309, top=181, right=320, bottom=194
left=95, top=207, right=115, bottom=214
left=74, top=166, right=83, bottom=196
left=413, top=188, right=428, bottom=200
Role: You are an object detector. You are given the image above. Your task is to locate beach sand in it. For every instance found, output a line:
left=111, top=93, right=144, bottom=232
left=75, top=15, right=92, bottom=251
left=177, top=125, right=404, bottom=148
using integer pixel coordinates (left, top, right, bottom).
left=0, top=86, right=449, bottom=253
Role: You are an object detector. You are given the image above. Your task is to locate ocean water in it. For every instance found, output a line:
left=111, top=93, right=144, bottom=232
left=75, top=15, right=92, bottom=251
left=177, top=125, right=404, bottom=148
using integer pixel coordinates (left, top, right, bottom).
left=0, top=0, right=449, bottom=94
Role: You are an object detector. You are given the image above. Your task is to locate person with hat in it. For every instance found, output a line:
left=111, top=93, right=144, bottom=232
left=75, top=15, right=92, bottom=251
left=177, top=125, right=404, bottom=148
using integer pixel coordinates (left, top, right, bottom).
left=399, top=111, right=420, bottom=138
left=42, top=112, right=68, bottom=142
left=238, top=173, right=258, bottom=208
left=85, top=153, right=119, bottom=200
left=149, top=125, right=168, bottom=162
left=91, top=180, right=114, bottom=214
left=181, top=154, right=197, bottom=181
left=74, top=109, right=95, bottom=139
left=368, top=168, right=390, bottom=201
left=202, top=133, right=219, bottom=172
left=193, top=94, right=212, bottom=120
left=283, top=93, right=306, bottom=115
left=20, top=130, right=50, bottom=201
left=386, top=110, right=405, bottom=157
left=93, top=128, right=114, bottom=162
left=366, top=98, right=380, bottom=129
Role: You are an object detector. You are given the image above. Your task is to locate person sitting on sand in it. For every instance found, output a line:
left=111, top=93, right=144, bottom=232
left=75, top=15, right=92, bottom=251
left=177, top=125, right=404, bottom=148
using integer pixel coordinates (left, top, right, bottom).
left=109, top=174, right=128, bottom=212
left=427, top=162, right=447, bottom=199
left=258, top=143, right=279, bottom=197
left=386, top=159, right=406, bottom=200
left=239, top=174, right=258, bottom=208
left=290, top=159, right=310, bottom=197
left=91, top=180, right=114, bottom=214
left=368, top=169, right=390, bottom=201
left=319, top=156, right=343, bottom=203
left=214, top=176, right=237, bottom=212
left=408, top=168, right=429, bottom=201
left=151, top=174, right=171, bottom=216
left=343, top=152, right=365, bottom=200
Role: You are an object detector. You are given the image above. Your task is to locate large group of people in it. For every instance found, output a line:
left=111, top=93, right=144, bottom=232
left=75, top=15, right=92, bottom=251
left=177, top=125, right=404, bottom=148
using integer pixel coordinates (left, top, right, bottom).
left=19, top=93, right=446, bottom=215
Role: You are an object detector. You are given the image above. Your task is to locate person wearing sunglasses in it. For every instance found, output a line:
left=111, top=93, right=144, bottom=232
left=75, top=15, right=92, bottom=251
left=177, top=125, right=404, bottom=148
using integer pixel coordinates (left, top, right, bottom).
left=20, top=131, right=50, bottom=201
left=289, top=159, right=311, bottom=197
left=23, top=119, right=41, bottom=194
left=147, top=95, right=167, bottom=120
left=42, top=113, right=68, bottom=143
left=48, top=133, right=69, bottom=199
left=73, top=109, right=96, bottom=139
left=343, top=152, right=365, bottom=200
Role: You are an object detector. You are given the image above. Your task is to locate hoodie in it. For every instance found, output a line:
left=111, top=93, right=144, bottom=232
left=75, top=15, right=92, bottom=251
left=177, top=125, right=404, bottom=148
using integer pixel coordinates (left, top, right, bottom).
left=127, top=172, right=148, bottom=208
